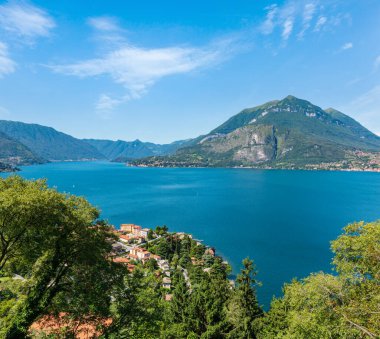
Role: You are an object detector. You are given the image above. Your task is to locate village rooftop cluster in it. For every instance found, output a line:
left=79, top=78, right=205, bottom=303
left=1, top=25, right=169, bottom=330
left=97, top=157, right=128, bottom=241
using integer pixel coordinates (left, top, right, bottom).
left=110, top=223, right=218, bottom=293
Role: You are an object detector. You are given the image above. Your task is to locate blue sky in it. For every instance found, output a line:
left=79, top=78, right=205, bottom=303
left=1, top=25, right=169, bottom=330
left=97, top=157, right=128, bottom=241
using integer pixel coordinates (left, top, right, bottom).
left=0, top=0, right=379, bottom=143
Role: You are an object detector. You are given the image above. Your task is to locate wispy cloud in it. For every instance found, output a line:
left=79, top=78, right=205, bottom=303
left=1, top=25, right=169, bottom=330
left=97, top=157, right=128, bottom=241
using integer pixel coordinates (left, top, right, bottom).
left=298, top=3, right=316, bottom=38
left=50, top=36, right=239, bottom=113
left=261, top=4, right=278, bottom=35
left=0, top=0, right=55, bottom=41
left=87, top=16, right=120, bottom=32
left=314, top=16, right=327, bottom=31
left=341, top=42, right=353, bottom=50
left=0, top=42, right=16, bottom=77
left=282, top=17, right=294, bottom=41
left=87, top=16, right=127, bottom=46
left=261, top=1, right=347, bottom=43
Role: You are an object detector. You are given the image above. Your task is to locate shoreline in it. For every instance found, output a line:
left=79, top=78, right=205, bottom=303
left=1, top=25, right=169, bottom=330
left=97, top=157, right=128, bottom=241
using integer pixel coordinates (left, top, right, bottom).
left=3, top=160, right=380, bottom=174
left=128, top=163, right=380, bottom=173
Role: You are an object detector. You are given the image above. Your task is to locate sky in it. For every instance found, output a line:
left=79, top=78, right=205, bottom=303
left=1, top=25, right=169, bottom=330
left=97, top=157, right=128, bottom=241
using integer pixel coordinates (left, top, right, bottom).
left=0, top=0, right=379, bottom=143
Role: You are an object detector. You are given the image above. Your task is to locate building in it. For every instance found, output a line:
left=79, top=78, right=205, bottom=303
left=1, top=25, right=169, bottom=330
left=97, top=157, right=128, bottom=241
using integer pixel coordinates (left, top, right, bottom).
left=129, top=247, right=151, bottom=262
left=203, top=267, right=212, bottom=274
left=158, top=260, right=170, bottom=271
left=165, top=294, right=173, bottom=301
left=132, top=225, right=142, bottom=236
left=162, top=277, right=171, bottom=289
left=120, top=224, right=135, bottom=233
left=204, top=247, right=215, bottom=257
left=112, top=257, right=130, bottom=265
left=175, top=232, right=193, bottom=240
left=119, top=234, right=131, bottom=243
left=120, top=224, right=142, bottom=236
left=140, top=228, right=150, bottom=238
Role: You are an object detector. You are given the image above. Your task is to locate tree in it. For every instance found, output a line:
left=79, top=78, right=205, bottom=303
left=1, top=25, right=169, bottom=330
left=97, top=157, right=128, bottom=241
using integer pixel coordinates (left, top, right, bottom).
left=147, top=229, right=154, bottom=240
left=0, top=176, right=120, bottom=338
left=144, top=258, right=158, bottom=271
left=104, top=267, right=165, bottom=338
left=227, top=258, right=262, bottom=339
left=170, top=270, right=189, bottom=325
left=256, top=220, right=380, bottom=338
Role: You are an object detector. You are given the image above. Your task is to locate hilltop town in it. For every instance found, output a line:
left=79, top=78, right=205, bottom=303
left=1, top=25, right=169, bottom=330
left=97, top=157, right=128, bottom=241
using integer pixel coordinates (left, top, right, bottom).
left=109, top=223, right=231, bottom=300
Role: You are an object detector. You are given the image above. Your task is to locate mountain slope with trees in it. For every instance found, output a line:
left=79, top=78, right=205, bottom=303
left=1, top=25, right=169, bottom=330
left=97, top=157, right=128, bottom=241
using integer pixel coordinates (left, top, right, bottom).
left=0, top=131, right=43, bottom=167
left=131, top=96, right=380, bottom=170
left=0, top=120, right=104, bottom=161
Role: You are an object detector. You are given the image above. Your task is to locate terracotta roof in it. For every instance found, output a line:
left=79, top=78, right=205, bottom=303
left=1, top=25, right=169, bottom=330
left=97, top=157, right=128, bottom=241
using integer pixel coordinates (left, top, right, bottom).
left=30, top=313, right=112, bottom=339
left=113, top=257, right=130, bottom=264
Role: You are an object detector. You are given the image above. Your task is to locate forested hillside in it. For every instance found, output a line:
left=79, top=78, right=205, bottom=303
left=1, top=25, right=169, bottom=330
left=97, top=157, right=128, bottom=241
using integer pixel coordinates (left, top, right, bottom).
left=0, top=177, right=378, bottom=338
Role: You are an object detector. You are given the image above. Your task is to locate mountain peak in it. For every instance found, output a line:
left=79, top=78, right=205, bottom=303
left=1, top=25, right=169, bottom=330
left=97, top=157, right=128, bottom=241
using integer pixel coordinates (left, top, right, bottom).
left=283, top=95, right=298, bottom=100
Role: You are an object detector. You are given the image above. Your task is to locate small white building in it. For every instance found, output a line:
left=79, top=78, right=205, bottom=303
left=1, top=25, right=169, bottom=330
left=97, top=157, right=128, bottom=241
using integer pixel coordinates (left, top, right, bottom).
left=163, top=277, right=171, bottom=289
left=140, top=228, right=150, bottom=238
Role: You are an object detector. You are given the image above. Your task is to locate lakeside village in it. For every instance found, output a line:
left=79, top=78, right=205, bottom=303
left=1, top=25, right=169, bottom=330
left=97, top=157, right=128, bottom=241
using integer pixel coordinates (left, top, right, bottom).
left=110, top=223, right=232, bottom=300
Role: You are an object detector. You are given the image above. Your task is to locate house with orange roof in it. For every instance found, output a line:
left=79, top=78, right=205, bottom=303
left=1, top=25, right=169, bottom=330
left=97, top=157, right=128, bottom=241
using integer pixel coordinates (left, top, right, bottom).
left=129, top=247, right=151, bottom=262
left=112, top=257, right=130, bottom=264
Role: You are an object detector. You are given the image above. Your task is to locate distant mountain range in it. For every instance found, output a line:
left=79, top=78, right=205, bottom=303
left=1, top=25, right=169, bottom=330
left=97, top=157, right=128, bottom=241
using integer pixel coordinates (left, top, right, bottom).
left=131, top=96, right=380, bottom=170
left=84, top=138, right=191, bottom=162
left=1, top=96, right=379, bottom=172
left=0, top=120, right=104, bottom=162
left=0, top=120, right=190, bottom=170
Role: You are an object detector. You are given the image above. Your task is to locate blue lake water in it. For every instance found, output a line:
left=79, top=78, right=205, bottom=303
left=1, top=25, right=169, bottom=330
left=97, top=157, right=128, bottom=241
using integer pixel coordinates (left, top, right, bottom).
left=2, top=161, right=380, bottom=307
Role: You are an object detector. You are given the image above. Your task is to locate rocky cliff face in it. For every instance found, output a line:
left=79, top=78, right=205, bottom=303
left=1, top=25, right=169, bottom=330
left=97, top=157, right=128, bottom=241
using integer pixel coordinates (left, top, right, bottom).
left=131, top=96, right=380, bottom=169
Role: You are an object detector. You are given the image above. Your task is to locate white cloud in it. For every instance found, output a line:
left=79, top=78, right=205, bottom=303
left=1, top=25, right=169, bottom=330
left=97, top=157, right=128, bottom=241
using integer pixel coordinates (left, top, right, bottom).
left=261, top=4, right=278, bottom=35
left=50, top=38, right=236, bottom=110
left=341, top=42, right=353, bottom=50
left=314, top=16, right=327, bottom=31
left=95, top=94, right=124, bottom=118
left=0, top=42, right=16, bottom=77
left=87, top=16, right=120, bottom=32
left=260, top=0, right=350, bottom=40
left=282, top=17, right=294, bottom=41
left=298, top=3, right=316, bottom=38
left=0, top=0, right=55, bottom=40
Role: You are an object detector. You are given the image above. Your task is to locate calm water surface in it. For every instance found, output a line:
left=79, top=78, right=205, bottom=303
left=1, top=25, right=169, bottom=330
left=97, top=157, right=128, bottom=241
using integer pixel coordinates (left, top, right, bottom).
left=2, top=161, right=380, bottom=307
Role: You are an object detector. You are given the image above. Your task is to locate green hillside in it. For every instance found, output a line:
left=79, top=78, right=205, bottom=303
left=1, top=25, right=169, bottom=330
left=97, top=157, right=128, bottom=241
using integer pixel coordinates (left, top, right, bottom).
left=131, top=96, right=380, bottom=169
left=0, top=120, right=105, bottom=161
left=0, top=131, right=43, bottom=166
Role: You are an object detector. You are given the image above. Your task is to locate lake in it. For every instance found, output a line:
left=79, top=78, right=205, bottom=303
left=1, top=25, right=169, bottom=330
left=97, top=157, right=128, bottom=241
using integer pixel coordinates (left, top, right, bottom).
left=2, top=161, right=380, bottom=307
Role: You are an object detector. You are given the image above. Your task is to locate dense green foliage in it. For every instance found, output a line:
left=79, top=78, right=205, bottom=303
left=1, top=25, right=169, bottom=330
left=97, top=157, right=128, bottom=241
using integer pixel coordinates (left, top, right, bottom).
left=0, top=120, right=104, bottom=161
left=0, top=176, right=379, bottom=338
left=132, top=96, right=380, bottom=169
left=0, top=176, right=121, bottom=338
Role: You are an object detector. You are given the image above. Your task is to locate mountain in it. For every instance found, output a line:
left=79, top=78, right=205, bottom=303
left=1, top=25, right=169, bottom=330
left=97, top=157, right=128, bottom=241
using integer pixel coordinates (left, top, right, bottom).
left=83, top=138, right=193, bottom=161
left=131, top=96, right=380, bottom=170
left=0, top=131, right=43, bottom=166
left=0, top=120, right=105, bottom=161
